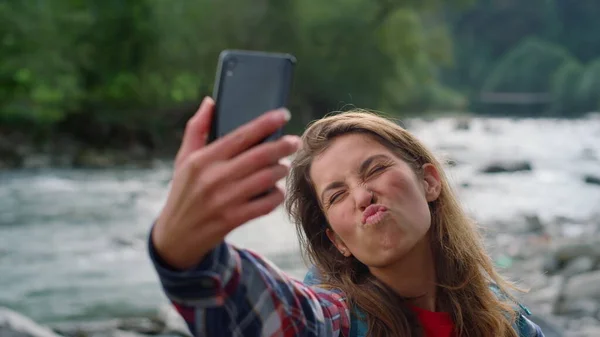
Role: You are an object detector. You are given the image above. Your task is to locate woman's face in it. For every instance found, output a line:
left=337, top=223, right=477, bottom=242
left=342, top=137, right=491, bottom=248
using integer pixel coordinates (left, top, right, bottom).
left=310, top=133, right=441, bottom=269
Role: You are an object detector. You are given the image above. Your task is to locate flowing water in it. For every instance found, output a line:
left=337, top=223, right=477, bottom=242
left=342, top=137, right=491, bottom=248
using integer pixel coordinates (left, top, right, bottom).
left=0, top=117, right=599, bottom=324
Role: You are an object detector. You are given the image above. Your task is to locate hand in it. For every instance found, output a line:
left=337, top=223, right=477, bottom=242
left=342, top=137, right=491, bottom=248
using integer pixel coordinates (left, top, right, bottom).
left=152, top=97, right=300, bottom=270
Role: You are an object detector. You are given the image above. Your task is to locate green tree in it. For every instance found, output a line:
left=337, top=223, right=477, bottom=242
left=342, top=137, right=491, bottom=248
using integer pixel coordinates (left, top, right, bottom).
left=576, top=59, right=600, bottom=114
left=483, top=37, right=575, bottom=93
left=550, top=60, right=584, bottom=116
left=0, top=1, right=83, bottom=128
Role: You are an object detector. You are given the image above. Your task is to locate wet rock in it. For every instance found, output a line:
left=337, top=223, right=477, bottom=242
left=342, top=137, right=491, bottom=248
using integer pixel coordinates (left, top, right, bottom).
left=445, top=158, right=459, bottom=167
left=61, top=329, right=149, bottom=337
left=561, top=256, right=595, bottom=278
left=574, top=327, right=600, bottom=337
left=555, top=298, right=598, bottom=317
left=52, top=317, right=167, bottom=337
left=480, top=160, right=533, bottom=174
left=0, top=136, right=23, bottom=169
left=117, top=317, right=164, bottom=335
left=553, top=215, right=582, bottom=226
left=73, top=150, right=119, bottom=169
left=482, top=121, right=501, bottom=134
left=543, top=239, right=600, bottom=277
left=562, top=271, right=600, bottom=303
left=583, top=175, right=600, bottom=186
left=110, top=237, right=143, bottom=248
left=22, top=154, right=52, bottom=169
left=436, top=144, right=469, bottom=151
left=551, top=240, right=600, bottom=266
left=0, top=307, right=63, bottom=337
left=580, top=148, right=597, bottom=161
left=523, top=214, right=545, bottom=234
left=51, top=154, right=75, bottom=168
left=90, top=330, right=148, bottom=337
left=543, top=255, right=562, bottom=275
left=128, top=144, right=149, bottom=161
left=454, top=118, right=471, bottom=131
left=52, top=320, right=120, bottom=337
left=564, top=318, right=600, bottom=337
left=526, top=275, right=565, bottom=315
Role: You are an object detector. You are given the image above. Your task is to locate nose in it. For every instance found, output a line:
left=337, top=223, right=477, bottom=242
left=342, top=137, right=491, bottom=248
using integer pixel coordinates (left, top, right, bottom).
left=354, top=186, right=373, bottom=212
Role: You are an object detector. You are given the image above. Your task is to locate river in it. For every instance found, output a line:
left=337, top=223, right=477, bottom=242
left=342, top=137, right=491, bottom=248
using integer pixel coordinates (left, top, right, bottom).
left=0, top=116, right=599, bottom=325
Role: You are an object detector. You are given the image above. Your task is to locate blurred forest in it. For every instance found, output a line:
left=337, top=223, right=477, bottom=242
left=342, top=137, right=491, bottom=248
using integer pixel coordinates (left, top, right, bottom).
left=1, top=0, right=600, bottom=167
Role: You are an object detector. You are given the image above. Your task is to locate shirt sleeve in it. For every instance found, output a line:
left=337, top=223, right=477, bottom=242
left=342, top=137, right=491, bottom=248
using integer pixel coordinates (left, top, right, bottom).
left=516, top=314, right=546, bottom=337
left=148, top=231, right=351, bottom=337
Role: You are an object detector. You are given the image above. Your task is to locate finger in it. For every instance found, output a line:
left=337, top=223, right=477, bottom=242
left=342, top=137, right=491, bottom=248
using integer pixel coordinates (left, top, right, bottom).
left=279, top=156, right=292, bottom=168
left=210, top=163, right=287, bottom=212
left=175, top=97, right=215, bottom=167
left=206, top=108, right=291, bottom=161
left=222, top=135, right=300, bottom=182
left=222, top=186, right=285, bottom=230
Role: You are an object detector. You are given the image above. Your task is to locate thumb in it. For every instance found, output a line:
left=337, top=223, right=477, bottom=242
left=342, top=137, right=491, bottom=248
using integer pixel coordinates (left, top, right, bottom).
left=175, top=96, right=215, bottom=168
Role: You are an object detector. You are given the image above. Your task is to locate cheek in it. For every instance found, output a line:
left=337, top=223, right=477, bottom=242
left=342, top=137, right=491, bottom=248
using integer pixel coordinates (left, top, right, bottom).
left=383, top=170, right=421, bottom=200
left=326, top=204, right=356, bottom=237
left=385, top=171, right=432, bottom=226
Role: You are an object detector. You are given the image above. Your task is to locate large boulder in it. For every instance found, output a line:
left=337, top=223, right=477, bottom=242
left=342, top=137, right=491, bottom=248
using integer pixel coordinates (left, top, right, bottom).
left=562, top=271, right=600, bottom=302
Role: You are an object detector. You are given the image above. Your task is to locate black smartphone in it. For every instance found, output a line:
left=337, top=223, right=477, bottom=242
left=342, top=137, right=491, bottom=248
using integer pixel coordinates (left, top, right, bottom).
left=208, top=49, right=296, bottom=144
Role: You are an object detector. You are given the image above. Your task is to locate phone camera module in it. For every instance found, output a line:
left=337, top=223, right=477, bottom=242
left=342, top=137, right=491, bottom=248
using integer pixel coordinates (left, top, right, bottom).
left=226, top=58, right=237, bottom=70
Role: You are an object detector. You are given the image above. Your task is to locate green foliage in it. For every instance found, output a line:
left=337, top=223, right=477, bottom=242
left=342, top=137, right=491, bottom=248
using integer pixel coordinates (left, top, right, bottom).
left=0, top=1, right=83, bottom=126
left=444, top=0, right=600, bottom=116
left=483, top=37, right=575, bottom=93
left=576, top=59, right=600, bottom=114
left=2, top=0, right=600, bottom=147
left=1, top=0, right=469, bottom=139
left=550, top=60, right=584, bottom=116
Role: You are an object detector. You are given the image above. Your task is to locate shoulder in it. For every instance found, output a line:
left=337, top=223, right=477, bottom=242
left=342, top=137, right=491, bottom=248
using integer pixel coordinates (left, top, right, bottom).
left=302, top=267, right=349, bottom=306
left=303, top=265, right=323, bottom=286
left=488, top=284, right=545, bottom=337
left=515, top=314, right=545, bottom=337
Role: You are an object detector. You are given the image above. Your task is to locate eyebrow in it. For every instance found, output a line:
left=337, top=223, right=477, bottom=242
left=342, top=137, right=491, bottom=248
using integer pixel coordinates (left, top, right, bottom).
left=319, top=154, right=391, bottom=202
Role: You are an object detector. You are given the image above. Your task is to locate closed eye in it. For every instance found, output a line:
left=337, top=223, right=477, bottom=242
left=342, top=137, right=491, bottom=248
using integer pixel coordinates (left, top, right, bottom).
left=328, top=191, right=345, bottom=205
left=367, top=164, right=389, bottom=177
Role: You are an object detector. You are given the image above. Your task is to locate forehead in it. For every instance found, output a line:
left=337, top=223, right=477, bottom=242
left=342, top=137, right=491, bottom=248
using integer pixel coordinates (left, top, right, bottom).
left=309, top=134, right=392, bottom=188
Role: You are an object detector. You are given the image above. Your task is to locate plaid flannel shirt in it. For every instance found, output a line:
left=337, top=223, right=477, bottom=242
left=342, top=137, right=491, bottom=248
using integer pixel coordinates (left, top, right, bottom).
left=150, top=240, right=351, bottom=337
left=150, top=236, right=545, bottom=337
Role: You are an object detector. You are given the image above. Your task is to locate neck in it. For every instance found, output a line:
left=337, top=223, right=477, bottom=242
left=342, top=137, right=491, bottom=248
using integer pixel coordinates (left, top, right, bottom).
left=369, top=235, right=438, bottom=311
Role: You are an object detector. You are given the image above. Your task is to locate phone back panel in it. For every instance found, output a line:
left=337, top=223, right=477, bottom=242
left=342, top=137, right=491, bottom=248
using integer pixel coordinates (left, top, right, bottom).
left=209, top=50, right=296, bottom=142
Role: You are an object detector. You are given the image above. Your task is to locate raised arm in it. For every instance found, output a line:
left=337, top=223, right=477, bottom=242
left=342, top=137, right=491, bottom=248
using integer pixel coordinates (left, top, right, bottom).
left=150, top=239, right=350, bottom=336
left=150, top=98, right=349, bottom=336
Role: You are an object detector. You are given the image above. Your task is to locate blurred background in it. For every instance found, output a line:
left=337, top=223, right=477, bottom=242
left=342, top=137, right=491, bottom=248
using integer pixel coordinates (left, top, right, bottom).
left=0, top=1, right=599, bottom=336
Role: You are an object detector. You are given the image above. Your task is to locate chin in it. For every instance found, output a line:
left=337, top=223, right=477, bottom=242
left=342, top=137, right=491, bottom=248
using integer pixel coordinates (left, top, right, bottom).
left=366, top=245, right=413, bottom=268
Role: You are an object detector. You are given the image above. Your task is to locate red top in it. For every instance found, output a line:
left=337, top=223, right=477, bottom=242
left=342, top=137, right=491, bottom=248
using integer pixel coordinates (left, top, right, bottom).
left=411, top=305, right=455, bottom=337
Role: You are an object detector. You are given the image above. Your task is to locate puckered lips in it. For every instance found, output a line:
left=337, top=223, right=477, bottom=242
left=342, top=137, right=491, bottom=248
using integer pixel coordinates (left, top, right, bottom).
left=362, top=204, right=388, bottom=226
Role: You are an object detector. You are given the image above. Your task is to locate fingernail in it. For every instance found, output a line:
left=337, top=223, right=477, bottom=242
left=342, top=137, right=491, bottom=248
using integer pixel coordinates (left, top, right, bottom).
left=278, top=158, right=291, bottom=169
left=283, top=135, right=301, bottom=149
left=199, top=96, right=209, bottom=108
left=279, top=108, right=291, bottom=122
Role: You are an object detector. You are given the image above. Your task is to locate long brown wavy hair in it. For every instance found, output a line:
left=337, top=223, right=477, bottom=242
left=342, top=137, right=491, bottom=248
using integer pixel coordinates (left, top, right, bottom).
left=285, top=110, right=521, bottom=337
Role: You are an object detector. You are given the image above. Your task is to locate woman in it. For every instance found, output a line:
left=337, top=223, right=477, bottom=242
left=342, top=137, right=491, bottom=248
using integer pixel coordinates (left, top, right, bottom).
left=149, top=97, right=544, bottom=336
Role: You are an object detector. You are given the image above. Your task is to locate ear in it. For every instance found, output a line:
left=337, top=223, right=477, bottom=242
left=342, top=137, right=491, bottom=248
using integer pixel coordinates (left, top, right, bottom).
left=422, top=163, right=442, bottom=202
left=326, top=228, right=351, bottom=257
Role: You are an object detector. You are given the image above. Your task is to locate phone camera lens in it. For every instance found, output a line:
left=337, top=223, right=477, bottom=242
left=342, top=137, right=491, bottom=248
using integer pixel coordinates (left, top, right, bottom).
left=226, top=58, right=237, bottom=70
